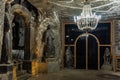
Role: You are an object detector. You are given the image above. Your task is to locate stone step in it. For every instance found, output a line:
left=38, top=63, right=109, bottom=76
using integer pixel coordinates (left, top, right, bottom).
left=17, top=71, right=31, bottom=80
left=16, top=70, right=26, bottom=77
left=17, top=73, right=31, bottom=80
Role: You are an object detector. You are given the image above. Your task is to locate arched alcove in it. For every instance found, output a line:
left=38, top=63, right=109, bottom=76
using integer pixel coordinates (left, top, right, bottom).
left=12, top=13, right=25, bottom=60
left=11, top=4, right=31, bottom=60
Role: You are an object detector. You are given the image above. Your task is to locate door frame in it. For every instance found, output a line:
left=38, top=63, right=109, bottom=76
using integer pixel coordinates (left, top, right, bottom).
left=62, top=20, right=114, bottom=70
left=75, top=32, right=100, bottom=70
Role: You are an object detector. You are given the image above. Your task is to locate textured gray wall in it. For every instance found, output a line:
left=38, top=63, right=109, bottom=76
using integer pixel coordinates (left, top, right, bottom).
left=114, top=20, right=120, bottom=55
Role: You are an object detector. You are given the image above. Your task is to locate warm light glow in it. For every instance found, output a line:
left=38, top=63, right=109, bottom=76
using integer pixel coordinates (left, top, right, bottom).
left=75, top=4, right=101, bottom=31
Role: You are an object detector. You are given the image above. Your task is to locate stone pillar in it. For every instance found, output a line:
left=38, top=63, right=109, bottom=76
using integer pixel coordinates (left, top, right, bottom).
left=23, top=19, right=36, bottom=73
left=22, top=27, right=31, bottom=72
left=24, top=27, right=31, bottom=60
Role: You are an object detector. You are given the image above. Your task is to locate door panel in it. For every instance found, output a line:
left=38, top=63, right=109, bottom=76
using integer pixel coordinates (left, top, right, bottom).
left=76, top=36, right=86, bottom=69
left=88, top=35, right=98, bottom=69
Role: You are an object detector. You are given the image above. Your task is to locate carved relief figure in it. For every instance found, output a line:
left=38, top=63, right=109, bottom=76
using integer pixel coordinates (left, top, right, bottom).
left=1, top=13, right=11, bottom=63
left=18, top=27, right=25, bottom=47
left=0, top=0, right=15, bottom=63
left=12, top=14, right=25, bottom=49
left=0, top=1, right=9, bottom=62
left=44, top=25, right=55, bottom=58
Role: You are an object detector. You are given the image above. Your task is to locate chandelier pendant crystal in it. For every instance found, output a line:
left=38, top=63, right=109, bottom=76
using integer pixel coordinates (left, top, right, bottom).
left=75, top=4, right=101, bottom=31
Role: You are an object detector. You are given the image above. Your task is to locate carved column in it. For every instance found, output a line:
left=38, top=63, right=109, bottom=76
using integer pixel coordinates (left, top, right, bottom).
left=24, top=26, right=31, bottom=60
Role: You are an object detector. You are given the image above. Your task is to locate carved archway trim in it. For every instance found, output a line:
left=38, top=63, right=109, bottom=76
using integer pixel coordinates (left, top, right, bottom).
left=11, top=4, right=31, bottom=25
left=75, top=33, right=100, bottom=45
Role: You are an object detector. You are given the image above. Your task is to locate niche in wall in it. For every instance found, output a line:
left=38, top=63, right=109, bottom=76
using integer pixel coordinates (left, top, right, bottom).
left=12, top=13, right=25, bottom=60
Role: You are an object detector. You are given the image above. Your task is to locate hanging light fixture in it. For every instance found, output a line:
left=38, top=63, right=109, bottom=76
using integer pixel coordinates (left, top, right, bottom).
left=74, top=2, right=101, bottom=31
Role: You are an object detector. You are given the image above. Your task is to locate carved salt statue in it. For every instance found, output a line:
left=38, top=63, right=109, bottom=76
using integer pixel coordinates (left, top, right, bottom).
left=0, top=13, right=10, bottom=63
left=65, top=46, right=73, bottom=68
left=0, top=1, right=13, bottom=63
left=0, top=0, right=6, bottom=63
left=5, top=29, right=11, bottom=63
left=18, top=27, right=25, bottom=47
left=45, top=25, right=55, bottom=58
left=102, top=48, right=112, bottom=70
left=44, top=11, right=61, bottom=72
left=103, top=48, right=111, bottom=65
left=4, top=0, right=14, bottom=63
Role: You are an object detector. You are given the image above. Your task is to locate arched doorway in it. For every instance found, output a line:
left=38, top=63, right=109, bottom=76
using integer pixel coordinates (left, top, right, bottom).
left=75, top=33, right=100, bottom=70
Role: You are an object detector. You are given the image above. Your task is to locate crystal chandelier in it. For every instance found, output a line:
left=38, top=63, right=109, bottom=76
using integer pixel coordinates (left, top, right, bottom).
left=75, top=4, right=101, bottom=31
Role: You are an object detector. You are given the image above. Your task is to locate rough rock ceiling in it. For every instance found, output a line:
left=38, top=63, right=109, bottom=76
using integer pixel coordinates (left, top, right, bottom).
left=28, top=0, right=120, bottom=20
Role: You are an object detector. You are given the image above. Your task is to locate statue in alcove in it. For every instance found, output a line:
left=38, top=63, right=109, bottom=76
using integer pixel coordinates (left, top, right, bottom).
left=11, top=14, right=25, bottom=60
left=102, top=48, right=112, bottom=70
left=1, top=14, right=11, bottom=63
left=44, top=25, right=55, bottom=58
left=103, top=48, right=111, bottom=65
left=18, top=27, right=25, bottom=47
left=12, top=14, right=25, bottom=49
left=65, top=46, right=73, bottom=68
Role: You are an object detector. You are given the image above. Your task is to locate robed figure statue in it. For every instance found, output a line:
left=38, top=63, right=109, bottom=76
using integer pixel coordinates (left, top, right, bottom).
left=44, top=25, right=55, bottom=58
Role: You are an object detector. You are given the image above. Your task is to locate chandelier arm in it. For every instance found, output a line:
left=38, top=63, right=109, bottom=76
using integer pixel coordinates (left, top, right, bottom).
left=76, top=4, right=101, bottom=31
